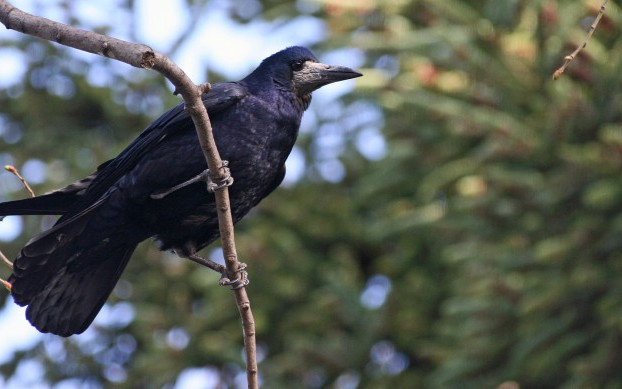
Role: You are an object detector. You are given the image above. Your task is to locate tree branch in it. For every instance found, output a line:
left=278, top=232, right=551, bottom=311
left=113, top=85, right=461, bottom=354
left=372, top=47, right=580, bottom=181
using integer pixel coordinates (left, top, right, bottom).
left=0, top=1, right=257, bottom=387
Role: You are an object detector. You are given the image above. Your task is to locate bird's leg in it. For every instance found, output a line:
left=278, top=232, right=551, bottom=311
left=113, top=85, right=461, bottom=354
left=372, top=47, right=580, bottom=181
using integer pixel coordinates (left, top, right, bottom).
left=150, top=170, right=210, bottom=199
left=184, top=253, right=249, bottom=290
left=186, top=253, right=226, bottom=273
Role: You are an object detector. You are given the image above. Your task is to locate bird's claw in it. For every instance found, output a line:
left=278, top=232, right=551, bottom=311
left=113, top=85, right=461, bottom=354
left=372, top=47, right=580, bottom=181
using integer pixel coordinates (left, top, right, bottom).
left=218, top=262, right=249, bottom=290
left=207, top=161, right=234, bottom=192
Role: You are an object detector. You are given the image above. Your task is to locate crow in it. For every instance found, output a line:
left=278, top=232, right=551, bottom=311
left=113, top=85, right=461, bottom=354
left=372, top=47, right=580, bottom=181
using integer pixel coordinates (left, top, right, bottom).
left=0, top=46, right=361, bottom=336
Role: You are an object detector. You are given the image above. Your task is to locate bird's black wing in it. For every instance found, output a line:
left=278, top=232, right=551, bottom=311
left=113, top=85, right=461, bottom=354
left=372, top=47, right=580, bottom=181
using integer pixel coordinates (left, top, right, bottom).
left=0, top=82, right=247, bottom=219
left=74, top=82, right=248, bottom=208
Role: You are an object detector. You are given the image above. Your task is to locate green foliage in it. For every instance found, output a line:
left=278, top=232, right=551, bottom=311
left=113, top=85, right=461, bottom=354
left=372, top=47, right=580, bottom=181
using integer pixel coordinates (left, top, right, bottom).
left=2, top=0, right=622, bottom=387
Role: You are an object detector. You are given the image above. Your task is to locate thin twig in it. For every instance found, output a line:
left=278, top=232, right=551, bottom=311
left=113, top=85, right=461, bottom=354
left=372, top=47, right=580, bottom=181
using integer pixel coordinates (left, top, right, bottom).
left=5, top=165, right=35, bottom=198
left=0, top=164, right=33, bottom=272
left=0, top=249, right=13, bottom=270
left=553, top=0, right=608, bottom=80
left=1, top=163, right=34, bottom=272
left=0, top=246, right=13, bottom=289
left=0, top=1, right=257, bottom=387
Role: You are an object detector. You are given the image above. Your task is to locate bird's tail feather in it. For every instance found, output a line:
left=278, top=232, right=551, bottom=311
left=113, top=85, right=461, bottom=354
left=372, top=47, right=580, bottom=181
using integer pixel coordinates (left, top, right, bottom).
left=0, top=169, right=99, bottom=217
left=0, top=192, right=74, bottom=216
left=8, top=200, right=139, bottom=336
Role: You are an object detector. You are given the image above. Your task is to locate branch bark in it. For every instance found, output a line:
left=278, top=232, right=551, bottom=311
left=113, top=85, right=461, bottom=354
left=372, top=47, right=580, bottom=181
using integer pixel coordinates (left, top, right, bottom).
left=0, top=1, right=257, bottom=387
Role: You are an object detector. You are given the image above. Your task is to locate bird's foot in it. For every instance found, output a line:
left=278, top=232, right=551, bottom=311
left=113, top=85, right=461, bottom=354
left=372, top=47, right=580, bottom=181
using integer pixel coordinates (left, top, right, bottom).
left=207, top=160, right=234, bottom=192
left=219, top=262, right=249, bottom=290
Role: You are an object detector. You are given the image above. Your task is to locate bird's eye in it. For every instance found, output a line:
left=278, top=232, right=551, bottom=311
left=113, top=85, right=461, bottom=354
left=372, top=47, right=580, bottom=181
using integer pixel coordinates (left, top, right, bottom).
left=291, top=60, right=305, bottom=71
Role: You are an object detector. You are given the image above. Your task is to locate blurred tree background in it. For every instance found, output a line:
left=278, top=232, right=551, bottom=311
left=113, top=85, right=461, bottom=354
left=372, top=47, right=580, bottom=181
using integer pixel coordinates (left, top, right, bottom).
left=1, top=0, right=622, bottom=387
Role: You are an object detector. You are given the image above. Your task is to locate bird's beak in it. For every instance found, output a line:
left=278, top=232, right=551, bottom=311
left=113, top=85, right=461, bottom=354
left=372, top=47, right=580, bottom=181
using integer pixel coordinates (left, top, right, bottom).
left=293, top=61, right=363, bottom=96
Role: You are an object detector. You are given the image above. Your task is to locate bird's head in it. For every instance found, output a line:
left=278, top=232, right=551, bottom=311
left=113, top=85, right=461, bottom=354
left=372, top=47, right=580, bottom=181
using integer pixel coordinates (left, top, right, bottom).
left=245, top=46, right=362, bottom=108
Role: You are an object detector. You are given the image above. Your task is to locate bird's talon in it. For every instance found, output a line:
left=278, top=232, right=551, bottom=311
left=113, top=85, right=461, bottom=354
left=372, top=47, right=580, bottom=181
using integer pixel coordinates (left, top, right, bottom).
left=218, top=267, right=249, bottom=290
left=207, top=161, right=234, bottom=192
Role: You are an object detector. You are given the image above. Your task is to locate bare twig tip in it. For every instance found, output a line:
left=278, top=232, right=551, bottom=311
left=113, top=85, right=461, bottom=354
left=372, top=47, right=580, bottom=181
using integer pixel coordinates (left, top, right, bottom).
left=1, top=278, right=12, bottom=292
left=5, top=164, right=35, bottom=197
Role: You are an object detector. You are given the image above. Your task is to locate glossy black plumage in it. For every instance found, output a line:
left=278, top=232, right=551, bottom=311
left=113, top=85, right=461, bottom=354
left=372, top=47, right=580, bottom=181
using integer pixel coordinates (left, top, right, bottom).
left=0, top=46, right=361, bottom=336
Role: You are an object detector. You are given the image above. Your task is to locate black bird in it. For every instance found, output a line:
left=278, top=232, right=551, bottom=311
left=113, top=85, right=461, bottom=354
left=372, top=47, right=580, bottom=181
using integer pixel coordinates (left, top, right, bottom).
left=0, top=46, right=361, bottom=336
